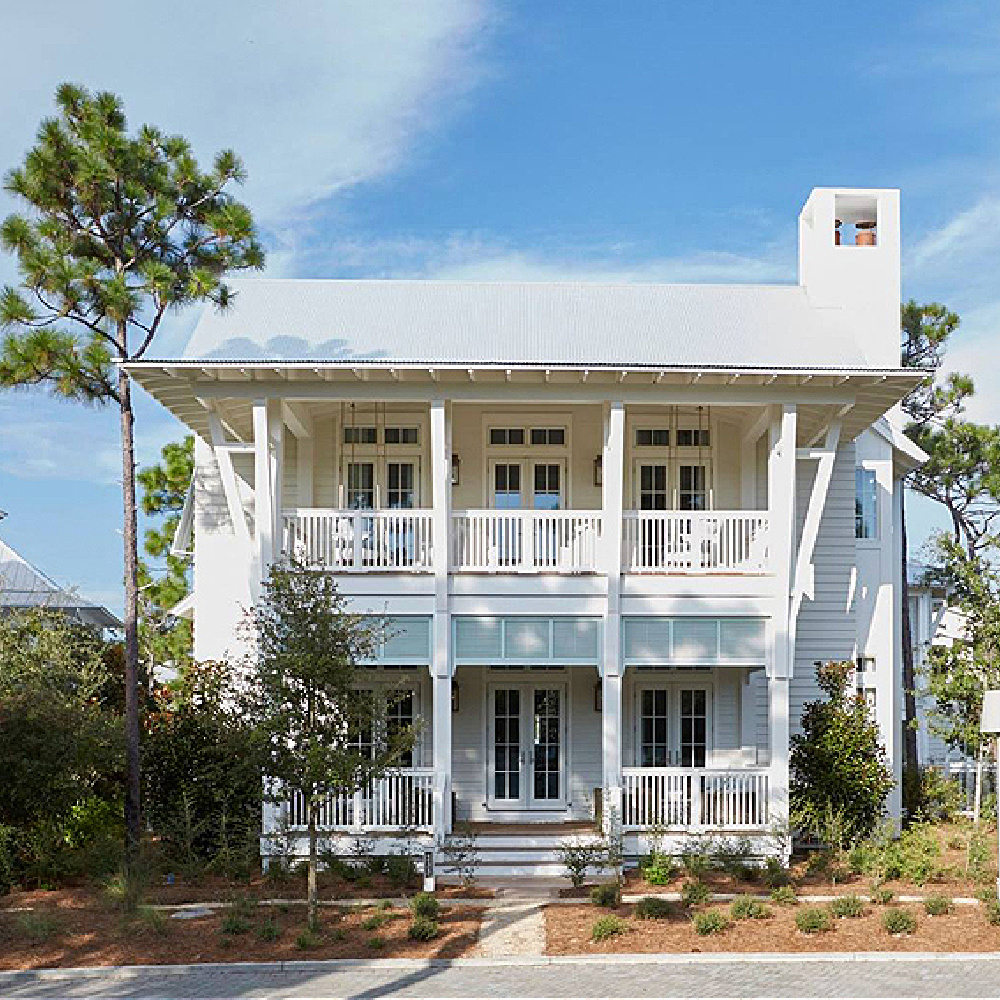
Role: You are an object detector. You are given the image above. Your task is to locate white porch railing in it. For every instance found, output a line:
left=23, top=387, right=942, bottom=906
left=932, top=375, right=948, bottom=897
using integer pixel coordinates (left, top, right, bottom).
left=281, top=508, right=434, bottom=572
left=451, top=509, right=602, bottom=573
left=287, top=768, right=435, bottom=831
left=621, top=767, right=770, bottom=830
left=622, top=511, right=770, bottom=574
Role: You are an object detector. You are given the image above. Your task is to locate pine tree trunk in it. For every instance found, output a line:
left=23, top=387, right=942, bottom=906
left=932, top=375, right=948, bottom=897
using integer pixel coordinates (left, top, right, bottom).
left=308, top=802, right=318, bottom=930
left=119, top=363, right=142, bottom=900
left=900, top=494, right=920, bottom=807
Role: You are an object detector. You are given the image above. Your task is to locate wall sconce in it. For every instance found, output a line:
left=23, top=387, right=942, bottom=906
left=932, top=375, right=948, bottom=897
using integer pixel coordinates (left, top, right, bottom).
left=594, top=680, right=602, bottom=712
left=593, top=455, right=602, bottom=487
left=451, top=453, right=461, bottom=486
left=451, top=680, right=460, bottom=713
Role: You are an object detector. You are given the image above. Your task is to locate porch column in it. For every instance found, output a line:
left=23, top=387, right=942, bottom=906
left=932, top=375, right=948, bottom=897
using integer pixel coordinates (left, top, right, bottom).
left=601, top=402, right=625, bottom=825
left=252, top=398, right=282, bottom=599
left=430, top=399, right=453, bottom=842
left=767, top=404, right=796, bottom=855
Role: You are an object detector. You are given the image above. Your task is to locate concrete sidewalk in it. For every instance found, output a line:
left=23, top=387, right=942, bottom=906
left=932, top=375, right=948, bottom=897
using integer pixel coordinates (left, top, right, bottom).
left=4, top=952, right=1000, bottom=998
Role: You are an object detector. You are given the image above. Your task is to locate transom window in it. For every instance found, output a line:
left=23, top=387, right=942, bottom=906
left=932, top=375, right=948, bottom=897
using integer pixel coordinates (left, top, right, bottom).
left=344, top=426, right=378, bottom=445
left=490, top=428, right=526, bottom=445
left=384, top=427, right=419, bottom=445
left=635, top=428, right=670, bottom=447
left=530, top=428, right=566, bottom=446
left=344, top=426, right=418, bottom=445
left=676, top=428, right=710, bottom=447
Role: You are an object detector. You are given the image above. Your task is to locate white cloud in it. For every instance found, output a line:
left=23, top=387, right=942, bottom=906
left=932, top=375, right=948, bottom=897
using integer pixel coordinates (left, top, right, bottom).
left=0, top=0, right=497, bottom=227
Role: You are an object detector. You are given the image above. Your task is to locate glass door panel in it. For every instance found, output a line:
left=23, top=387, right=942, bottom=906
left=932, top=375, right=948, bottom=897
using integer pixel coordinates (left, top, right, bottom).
left=492, top=463, right=523, bottom=566
left=679, top=688, right=708, bottom=767
left=492, top=688, right=523, bottom=804
left=531, top=688, right=562, bottom=803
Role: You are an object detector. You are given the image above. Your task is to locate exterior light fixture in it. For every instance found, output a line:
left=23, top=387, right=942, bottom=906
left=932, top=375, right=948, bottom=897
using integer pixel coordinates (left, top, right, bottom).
left=451, top=453, right=460, bottom=486
left=451, top=680, right=460, bottom=713
left=593, top=455, right=602, bottom=487
left=594, top=680, right=603, bottom=712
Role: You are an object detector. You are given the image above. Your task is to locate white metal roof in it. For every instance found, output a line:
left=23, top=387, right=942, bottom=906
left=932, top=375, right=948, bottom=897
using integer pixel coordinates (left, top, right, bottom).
left=181, top=278, right=872, bottom=368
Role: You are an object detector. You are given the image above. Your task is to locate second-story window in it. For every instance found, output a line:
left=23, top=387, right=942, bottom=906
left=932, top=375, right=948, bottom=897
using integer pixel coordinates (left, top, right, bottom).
left=855, top=468, right=878, bottom=539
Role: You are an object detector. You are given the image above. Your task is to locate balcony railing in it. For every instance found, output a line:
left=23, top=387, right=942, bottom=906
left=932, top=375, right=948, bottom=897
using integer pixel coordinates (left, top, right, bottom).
left=451, top=509, right=603, bottom=573
left=622, top=511, right=770, bottom=574
left=622, top=767, right=770, bottom=830
left=287, top=768, right=435, bottom=831
left=281, top=508, right=434, bottom=572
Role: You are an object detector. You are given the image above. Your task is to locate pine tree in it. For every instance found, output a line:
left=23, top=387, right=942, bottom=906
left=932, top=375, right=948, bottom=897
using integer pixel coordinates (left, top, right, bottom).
left=0, top=84, right=263, bottom=892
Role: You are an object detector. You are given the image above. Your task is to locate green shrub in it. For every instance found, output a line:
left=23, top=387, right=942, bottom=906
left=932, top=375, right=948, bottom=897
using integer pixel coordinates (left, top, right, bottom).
left=679, top=842, right=711, bottom=878
left=897, top=823, right=942, bottom=886
left=295, top=927, right=320, bottom=950
left=379, top=900, right=393, bottom=911
left=923, top=894, right=952, bottom=916
left=220, top=911, right=251, bottom=935
left=635, top=896, right=676, bottom=920
left=770, top=885, right=797, bottom=907
left=692, top=909, right=731, bottom=936
left=590, top=914, right=629, bottom=941
left=730, top=895, right=770, bottom=920
left=828, top=895, right=864, bottom=919
left=137, top=906, right=168, bottom=934
left=590, top=884, right=620, bottom=908
left=967, top=829, right=996, bottom=884
left=642, top=852, right=675, bottom=885
left=16, top=911, right=60, bottom=943
left=790, top=661, right=894, bottom=843
left=367, top=935, right=386, bottom=949
left=763, top=856, right=790, bottom=888
left=385, top=854, right=418, bottom=887
left=795, top=907, right=832, bottom=934
left=681, top=878, right=711, bottom=908
left=256, top=917, right=280, bottom=942
left=985, top=899, right=1000, bottom=926
left=870, top=885, right=894, bottom=906
left=362, top=913, right=388, bottom=931
left=409, top=892, right=440, bottom=920
left=911, top=768, right=964, bottom=822
left=408, top=917, right=439, bottom=941
left=882, top=908, right=917, bottom=935
left=365, top=854, right=386, bottom=877
left=558, top=841, right=601, bottom=888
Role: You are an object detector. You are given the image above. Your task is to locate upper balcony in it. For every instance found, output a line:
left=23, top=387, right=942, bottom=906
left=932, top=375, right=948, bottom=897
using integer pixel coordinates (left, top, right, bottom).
left=281, top=506, right=770, bottom=576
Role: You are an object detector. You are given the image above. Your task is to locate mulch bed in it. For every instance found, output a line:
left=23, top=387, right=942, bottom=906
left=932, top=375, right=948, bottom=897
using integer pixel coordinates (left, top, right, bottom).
left=546, top=901, right=1000, bottom=954
left=0, top=895, right=480, bottom=970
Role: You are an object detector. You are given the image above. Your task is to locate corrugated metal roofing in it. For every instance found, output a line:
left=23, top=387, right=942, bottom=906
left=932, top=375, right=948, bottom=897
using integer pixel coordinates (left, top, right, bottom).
left=183, top=279, right=870, bottom=368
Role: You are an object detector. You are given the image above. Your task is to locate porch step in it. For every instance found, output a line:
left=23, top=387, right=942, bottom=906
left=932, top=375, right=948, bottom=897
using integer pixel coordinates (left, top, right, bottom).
left=442, top=827, right=606, bottom=880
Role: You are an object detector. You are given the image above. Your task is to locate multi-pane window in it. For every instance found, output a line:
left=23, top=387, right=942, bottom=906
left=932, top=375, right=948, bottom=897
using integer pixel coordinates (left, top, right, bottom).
left=533, top=689, right=561, bottom=800
left=349, top=689, right=376, bottom=760
left=855, top=468, right=878, bottom=539
left=533, top=464, right=561, bottom=510
left=676, top=428, right=710, bottom=447
left=530, top=428, right=566, bottom=446
left=635, top=428, right=669, bottom=447
left=679, top=689, right=707, bottom=767
left=384, top=427, right=419, bottom=445
left=678, top=465, right=707, bottom=511
left=640, top=689, right=669, bottom=767
left=493, top=688, right=521, bottom=800
left=344, top=426, right=378, bottom=445
left=385, top=690, right=414, bottom=767
left=490, top=428, right=526, bottom=446
left=350, top=687, right=417, bottom=766
left=386, top=462, right=415, bottom=509
left=347, top=462, right=375, bottom=509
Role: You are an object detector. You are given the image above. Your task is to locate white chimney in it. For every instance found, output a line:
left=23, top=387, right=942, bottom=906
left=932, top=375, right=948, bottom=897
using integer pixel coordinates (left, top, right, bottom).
left=798, top=188, right=901, bottom=369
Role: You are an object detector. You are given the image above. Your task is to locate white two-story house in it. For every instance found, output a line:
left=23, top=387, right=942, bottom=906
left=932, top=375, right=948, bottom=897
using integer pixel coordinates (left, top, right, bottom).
left=128, top=187, right=923, bottom=873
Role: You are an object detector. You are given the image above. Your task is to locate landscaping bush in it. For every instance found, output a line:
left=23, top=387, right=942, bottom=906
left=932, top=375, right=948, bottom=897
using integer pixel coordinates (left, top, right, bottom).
left=385, top=853, right=418, bottom=888
left=642, top=852, right=675, bottom=885
left=828, top=895, right=864, bottom=919
left=986, top=899, right=1000, bottom=926
left=409, top=892, right=440, bottom=920
left=896, top=823, right=942, bottom=886
left=790, top=661, right=894, bottom=843
left=408, top=916, right=440, bottom=941
left=763, top=856, right=790, bottom=888
left=591, top=914, right=629, bottom=941
left=967, top=829, right=996, bottom=884
left=257, top=917, right=280, bottom=942
left=558, top=840, right=601, bottom=888
left=362, top=913, right=389, bottom=931
left=911, top=768, right=964, bottom=821
left=590, top=884, right=620, bottom=908
left=295, top=928, right=320, bottom=950
left=770, top=885, right=797, bottom=907
left=220, top=911, right=251, bottom=935
left=882, top=908, right=917, bottom=935
left=635, top=896, right=676, bottom=920
left=795, top=907, right=832, bottom=934
left=730, top=895, right=770, bottom=920
left=923, top=894, right=952, bottom=916
left=870, top=886, right=894, bottom=906
left=692, top=909, right=730, bottom=936
left=681, top=878, right=711, bottom=908
left=367, top=935, right=386, bottom=950
left=679, top=840, right=712, bottom=878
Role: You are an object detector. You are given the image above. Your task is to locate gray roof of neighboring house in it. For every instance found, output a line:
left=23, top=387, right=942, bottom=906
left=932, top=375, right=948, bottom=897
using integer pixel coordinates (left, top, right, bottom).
left=182, top=278, right=872, bottom=368
left=0, top=535, right=121, bottom=629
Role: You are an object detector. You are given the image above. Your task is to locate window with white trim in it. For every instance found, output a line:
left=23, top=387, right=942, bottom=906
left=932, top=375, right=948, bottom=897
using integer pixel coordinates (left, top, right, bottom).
left=855, top=468, right=878, bottom=539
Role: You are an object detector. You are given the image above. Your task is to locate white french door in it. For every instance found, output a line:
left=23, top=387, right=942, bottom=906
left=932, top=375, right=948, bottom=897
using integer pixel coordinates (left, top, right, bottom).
left=488, top=682, right=567, bottom=810
left=635, top=682, right=713, bottom=767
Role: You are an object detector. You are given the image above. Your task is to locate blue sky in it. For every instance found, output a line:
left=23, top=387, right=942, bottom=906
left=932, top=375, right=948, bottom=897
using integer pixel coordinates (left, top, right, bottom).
left=1, top=1, right=998, bottom=612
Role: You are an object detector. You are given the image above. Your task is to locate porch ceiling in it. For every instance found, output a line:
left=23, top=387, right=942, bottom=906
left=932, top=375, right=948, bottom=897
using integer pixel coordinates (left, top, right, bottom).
left=122, top=360, right=922, bottom=446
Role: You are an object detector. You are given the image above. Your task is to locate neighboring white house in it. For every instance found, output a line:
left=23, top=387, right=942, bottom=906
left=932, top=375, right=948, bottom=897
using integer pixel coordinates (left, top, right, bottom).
left=0, top=509, right=121, bottom=630
left=126, top=187, right=923, bottom=873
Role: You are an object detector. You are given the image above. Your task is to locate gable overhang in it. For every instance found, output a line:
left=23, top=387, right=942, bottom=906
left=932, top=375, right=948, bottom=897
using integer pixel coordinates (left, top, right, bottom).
left=121, top=359, right=924, bottom=447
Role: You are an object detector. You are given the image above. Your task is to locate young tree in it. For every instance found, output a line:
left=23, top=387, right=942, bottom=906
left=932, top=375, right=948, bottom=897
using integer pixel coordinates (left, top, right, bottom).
left=0, top=84, right=264, bottom=881
left=138, top=436, right=195, bottom=672
left=240, top=561, right=415, bottom=928
left=790, top=661, right=894, bottom=844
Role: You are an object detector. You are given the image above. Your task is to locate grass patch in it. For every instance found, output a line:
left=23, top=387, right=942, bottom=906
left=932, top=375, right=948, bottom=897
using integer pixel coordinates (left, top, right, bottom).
left=692, top=909, right=731, bottom=936
left=795, top=907, right=832, bottom=934
left=591, top=914, right=629, bottom=941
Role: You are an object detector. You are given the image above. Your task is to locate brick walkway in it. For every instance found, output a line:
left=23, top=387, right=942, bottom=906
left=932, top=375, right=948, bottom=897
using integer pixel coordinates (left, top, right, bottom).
left=4, top=955, right=1000, bottom=998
